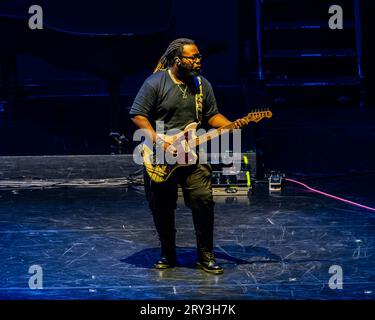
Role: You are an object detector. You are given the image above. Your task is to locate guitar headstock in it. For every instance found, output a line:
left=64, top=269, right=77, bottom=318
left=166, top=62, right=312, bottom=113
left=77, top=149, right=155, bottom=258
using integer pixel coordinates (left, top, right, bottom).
left=246, top=108, right=272, bottom=123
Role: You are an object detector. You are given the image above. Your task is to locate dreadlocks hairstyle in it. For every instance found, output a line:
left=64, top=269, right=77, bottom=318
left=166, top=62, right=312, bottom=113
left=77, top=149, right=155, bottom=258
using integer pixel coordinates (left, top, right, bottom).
left=153, top=38, right=195, bottom=73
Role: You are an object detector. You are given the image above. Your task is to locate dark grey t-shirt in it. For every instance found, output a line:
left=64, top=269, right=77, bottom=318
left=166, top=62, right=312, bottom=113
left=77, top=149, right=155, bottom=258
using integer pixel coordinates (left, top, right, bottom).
left=129, top=70, right=219, bottom=132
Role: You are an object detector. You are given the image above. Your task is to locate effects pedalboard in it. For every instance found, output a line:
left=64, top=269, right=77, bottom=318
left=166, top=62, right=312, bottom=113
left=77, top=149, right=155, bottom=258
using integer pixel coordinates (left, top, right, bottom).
left=209, top=151, right=257, bottom=196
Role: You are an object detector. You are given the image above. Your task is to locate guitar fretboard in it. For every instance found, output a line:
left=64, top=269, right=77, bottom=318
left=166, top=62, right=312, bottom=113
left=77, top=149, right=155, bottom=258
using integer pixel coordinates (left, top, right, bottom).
left=190, top=110, right=272, bottom=147
left=192, top=125, right=234, bottom=147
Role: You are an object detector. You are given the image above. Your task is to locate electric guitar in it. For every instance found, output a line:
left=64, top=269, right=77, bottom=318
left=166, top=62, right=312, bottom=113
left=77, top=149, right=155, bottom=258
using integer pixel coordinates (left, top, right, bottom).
left=141, top=109, right=272, bottom=183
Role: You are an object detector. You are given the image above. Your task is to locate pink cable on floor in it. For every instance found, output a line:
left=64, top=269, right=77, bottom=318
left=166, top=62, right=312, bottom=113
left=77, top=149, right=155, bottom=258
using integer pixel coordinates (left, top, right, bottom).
left=285, top=178, right=375, bottom=212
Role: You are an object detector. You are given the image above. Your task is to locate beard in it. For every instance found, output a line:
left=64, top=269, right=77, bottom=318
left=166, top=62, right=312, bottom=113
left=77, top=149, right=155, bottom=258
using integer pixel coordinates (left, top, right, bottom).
left=177, top=63, right=201, bottom=80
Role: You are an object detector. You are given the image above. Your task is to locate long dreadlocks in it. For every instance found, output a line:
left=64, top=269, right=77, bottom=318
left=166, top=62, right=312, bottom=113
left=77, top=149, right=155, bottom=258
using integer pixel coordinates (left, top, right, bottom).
left=153, top=38, right=195, bottom=73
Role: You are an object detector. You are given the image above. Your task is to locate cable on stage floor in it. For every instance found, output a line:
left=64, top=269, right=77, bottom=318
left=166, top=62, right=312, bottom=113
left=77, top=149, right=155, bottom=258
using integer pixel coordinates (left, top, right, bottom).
left=285, top=178, right=375, bottom=213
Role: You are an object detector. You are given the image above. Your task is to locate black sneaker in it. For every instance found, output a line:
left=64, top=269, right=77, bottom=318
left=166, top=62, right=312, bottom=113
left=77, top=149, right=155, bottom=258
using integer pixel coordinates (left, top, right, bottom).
left=154, top=257, right=177, bottom=269
left=196, top=251, right=223, bottom=274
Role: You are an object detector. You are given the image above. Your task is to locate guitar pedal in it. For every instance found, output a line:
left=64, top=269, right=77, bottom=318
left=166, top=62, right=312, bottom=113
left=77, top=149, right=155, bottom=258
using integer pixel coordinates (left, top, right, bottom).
left=267, top=171, right=285, bottom=192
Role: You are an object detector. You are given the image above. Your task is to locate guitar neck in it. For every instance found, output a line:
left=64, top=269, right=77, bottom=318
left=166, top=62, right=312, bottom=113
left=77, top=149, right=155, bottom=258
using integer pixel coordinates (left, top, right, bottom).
left=188, top=109, right=271, bottom=148
left=192, top=119, right=242, bottom=147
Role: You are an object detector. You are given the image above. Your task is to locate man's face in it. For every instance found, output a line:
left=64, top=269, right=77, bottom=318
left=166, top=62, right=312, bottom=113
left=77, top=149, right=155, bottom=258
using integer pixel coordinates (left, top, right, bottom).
left=177, top=44, right=202, bottom=78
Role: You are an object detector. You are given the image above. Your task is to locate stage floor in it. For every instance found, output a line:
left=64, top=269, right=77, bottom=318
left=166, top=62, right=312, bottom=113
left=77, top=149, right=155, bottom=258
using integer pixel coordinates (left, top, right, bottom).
left=1, top=174, right=374, bottom=300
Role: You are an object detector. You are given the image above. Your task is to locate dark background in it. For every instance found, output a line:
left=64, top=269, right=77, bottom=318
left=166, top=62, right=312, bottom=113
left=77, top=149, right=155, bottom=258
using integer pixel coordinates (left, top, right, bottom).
left=0, top=0, right=374, bottom=176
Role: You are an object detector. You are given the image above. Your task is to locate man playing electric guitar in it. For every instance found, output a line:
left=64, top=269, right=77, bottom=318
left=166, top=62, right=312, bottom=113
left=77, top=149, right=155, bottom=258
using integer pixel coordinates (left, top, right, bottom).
left=130, top=38, right=253, bottom=274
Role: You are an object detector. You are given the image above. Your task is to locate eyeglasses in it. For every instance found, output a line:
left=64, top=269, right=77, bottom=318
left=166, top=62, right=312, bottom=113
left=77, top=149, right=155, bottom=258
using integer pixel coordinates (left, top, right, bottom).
left=180, top=54, right=202, bottom=62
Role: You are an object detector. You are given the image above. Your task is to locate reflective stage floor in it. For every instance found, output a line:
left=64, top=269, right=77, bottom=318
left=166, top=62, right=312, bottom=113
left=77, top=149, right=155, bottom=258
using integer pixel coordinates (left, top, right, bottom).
left=1, top=174, right=374, bottom=300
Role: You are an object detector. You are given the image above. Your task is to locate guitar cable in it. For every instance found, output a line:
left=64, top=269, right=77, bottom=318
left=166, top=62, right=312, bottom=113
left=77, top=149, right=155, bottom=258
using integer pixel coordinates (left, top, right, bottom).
left=285, top=177, right=375, bottom=213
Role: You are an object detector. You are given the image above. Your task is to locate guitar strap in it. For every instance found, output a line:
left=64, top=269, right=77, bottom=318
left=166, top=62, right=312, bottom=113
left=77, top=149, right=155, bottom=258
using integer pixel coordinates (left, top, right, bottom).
left=194, top=76, right=203, bottom=124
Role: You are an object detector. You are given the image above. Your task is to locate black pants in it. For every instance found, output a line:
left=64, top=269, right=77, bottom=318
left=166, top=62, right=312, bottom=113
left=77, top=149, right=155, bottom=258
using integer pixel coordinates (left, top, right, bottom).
left=144, top=164, right=215, bottom=259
